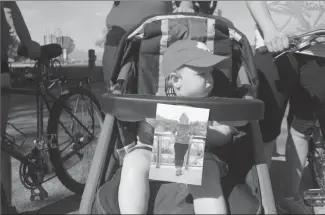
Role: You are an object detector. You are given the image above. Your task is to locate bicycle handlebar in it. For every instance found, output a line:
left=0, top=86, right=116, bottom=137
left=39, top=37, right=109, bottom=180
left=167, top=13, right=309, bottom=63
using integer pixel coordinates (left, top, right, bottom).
left=257, top=29, right=325, bottom=56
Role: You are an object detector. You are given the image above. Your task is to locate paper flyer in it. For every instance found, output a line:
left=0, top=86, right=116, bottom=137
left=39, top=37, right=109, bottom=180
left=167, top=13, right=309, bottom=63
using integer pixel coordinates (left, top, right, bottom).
left=149, top=103, right=209, bottom=185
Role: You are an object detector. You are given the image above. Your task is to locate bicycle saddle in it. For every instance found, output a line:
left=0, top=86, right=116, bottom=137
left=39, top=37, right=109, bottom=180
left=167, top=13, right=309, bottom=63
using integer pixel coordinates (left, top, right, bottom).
left=18, top=43, right=63, bottom=62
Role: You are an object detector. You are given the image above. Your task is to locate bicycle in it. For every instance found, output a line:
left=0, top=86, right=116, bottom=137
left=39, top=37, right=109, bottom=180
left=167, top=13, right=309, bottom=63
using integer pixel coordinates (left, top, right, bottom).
left=258, top=29, right=325, bottom=207
left=1, top=43, right=104, bottom=202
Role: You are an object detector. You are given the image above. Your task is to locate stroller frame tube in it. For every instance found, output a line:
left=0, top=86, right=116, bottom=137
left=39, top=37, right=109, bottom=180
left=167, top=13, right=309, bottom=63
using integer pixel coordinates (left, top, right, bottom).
left=238, top=66, right=276, bottom=214
left=79, top=114, right=115, bottom=214
left=251, top=121, right=276, bottom=214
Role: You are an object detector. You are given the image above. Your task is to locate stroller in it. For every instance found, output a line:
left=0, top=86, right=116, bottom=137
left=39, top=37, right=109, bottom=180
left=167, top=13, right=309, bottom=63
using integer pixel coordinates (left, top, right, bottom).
left=78, top=13, right=276, bottom=214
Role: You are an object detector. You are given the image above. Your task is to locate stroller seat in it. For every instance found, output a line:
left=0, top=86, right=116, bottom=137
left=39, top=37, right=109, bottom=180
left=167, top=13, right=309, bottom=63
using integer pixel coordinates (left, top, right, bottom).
left=78, top=13, right=276, bottom=215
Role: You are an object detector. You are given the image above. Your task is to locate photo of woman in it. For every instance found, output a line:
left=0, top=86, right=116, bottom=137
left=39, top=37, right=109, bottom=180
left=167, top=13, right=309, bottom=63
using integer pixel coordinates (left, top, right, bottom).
left=173, top=113, right=192, bottom=176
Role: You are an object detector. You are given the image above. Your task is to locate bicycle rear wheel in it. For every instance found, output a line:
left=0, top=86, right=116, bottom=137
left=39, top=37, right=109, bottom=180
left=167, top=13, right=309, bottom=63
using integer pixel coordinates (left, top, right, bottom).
left=308, top=126, right=325, bottom=189
left=47, top=86, right=104, bottom=195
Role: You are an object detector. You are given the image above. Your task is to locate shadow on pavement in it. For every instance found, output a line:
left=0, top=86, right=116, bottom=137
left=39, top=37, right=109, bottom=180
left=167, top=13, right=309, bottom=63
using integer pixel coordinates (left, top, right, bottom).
left=20, top=194, right=81, bottom=215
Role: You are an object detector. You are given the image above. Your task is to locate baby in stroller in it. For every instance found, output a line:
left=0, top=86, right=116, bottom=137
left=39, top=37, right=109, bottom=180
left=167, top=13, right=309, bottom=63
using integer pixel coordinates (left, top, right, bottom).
left=118, top=39, right=246, bottom=214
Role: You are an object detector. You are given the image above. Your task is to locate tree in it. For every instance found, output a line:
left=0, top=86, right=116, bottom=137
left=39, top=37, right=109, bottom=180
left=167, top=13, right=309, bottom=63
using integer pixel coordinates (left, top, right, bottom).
left=8, top=34, right=21, bottom=62
left=61, top=36, right=76, bottom=55
left=95, top=28, right=108, bottom=49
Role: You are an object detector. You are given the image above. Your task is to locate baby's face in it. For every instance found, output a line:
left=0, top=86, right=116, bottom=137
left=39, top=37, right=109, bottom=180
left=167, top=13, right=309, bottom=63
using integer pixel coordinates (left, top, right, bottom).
left=175, top=65, right=214, bottom=97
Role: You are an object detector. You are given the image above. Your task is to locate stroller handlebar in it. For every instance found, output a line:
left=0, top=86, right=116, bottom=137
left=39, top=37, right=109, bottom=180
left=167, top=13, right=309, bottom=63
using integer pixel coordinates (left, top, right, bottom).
left=257, top=29, right=325, bottom=58
left=101, top=93, right=264, bottom=122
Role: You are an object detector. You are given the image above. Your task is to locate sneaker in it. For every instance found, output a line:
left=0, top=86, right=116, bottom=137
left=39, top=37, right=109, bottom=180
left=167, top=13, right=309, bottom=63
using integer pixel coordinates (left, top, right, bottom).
left=176, top=168, right=181, bottom=176
left=277, top=195, right=314, bottom=214
left=179, top=168, right=183, bottom=176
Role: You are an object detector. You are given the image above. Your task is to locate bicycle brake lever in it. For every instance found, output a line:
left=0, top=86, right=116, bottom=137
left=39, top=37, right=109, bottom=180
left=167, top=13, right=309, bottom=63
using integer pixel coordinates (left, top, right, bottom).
left=273, top=46, right=299, bottom=61
left=273, top=36, right=315, bottom=60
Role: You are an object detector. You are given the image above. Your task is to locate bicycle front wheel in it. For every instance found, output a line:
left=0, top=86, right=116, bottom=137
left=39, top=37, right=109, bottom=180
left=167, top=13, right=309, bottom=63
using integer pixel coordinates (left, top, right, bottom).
left=47, top=86, right=104, bottom=195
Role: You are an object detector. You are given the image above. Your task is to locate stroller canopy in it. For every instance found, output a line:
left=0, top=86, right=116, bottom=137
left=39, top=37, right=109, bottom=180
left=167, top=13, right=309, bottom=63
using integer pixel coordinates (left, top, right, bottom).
left=110, top=13, right=258, bottom=98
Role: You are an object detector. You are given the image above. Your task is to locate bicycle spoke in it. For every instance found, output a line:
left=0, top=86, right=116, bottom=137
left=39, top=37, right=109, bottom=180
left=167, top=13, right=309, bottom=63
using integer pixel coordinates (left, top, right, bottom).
left=67, top=96, right=80, bottom=133
left=59, top=140, right=89, bottom=164
left=79, top=94, right=96, bottom=131
left=61, top=99, right=93, bottom=136
left=59, top=140, right=74, bottom=154
left=57, top=120, right=74, bottom=139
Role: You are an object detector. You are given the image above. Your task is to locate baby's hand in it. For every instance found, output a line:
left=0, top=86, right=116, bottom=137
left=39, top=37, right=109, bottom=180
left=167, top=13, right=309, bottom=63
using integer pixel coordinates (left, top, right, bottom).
left=206, top=121, right=233, bottom=146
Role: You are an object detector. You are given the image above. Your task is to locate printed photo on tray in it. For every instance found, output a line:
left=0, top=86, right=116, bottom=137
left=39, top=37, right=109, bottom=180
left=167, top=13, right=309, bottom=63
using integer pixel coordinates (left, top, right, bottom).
left=149, top=103, right=209, bottom=185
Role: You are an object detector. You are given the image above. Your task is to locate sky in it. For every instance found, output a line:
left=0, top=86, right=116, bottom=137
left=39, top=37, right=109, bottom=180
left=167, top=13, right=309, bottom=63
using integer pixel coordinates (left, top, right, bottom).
left=17, top=1, right=113, bottom=53
left=157, top=104, right=210, bottom=123
left=218, top=1, right=256, bottom=44
left=17, top=1, right=256, bottom=54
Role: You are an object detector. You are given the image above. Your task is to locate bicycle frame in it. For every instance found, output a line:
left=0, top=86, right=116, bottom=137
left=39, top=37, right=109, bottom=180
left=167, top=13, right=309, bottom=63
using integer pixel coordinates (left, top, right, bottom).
left=2, top=63, right=57, bottom=161
left=1, top=61, right=93, bottom=164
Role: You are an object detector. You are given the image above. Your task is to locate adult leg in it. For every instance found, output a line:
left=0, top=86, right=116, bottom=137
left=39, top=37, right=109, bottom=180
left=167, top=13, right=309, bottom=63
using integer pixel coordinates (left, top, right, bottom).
left=271, top=55, right=325, bottom=214
left=254, top=52, right=299, bottom=169
left=253, top=52, right=315, bottom=213
left=287, top=56, right=325, bottom=196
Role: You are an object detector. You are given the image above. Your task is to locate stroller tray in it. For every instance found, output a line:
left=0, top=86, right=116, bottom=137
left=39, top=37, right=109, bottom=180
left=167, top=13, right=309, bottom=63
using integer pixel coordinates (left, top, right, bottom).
left=102, top=93, right=264, bottom=121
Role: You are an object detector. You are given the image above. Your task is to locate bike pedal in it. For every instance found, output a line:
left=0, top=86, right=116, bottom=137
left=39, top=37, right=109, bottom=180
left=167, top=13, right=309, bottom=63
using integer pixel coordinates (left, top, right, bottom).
left=30, top=186, right=49, bottom=201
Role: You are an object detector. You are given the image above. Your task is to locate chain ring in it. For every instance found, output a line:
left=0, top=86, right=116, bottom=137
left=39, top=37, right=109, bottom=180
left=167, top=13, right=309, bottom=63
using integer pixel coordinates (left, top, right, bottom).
left=19, top=152, right=46, bottom=190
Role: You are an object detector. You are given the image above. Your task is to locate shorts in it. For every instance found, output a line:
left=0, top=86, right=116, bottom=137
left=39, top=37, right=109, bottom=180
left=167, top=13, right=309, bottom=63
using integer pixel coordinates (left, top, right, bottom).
left=254, top=51, right=325, bottom=143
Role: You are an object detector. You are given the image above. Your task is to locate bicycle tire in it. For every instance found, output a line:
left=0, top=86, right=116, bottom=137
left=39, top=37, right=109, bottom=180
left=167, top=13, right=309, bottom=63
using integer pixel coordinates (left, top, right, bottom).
left=308, top=139, right=325, bottom=189
left=47, top=86, right=104, bottom=195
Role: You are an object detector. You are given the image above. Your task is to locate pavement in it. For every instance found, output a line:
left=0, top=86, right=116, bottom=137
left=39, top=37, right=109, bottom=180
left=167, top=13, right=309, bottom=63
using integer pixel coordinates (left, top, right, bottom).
left=4, top=77, right=325, bottom=214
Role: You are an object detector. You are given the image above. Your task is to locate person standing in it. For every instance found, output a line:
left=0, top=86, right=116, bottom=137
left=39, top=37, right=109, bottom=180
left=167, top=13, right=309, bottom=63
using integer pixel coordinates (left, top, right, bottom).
left=173, top=113, right=192, bottom=176
left=102, top=1, right=174, bottom=88
left=101, top=1, right=207, bottom=89
left=246, top=1, right=325, bottom=214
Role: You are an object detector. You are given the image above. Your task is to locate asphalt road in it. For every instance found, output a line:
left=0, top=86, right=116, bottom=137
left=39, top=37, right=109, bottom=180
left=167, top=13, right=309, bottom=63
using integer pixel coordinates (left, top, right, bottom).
left=5, top=81, right=325, bottom=214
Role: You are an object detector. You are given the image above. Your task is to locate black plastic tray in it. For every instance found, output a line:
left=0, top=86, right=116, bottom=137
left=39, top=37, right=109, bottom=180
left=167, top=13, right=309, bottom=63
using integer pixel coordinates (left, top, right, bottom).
left=102, top=93, right=264, bottom=122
